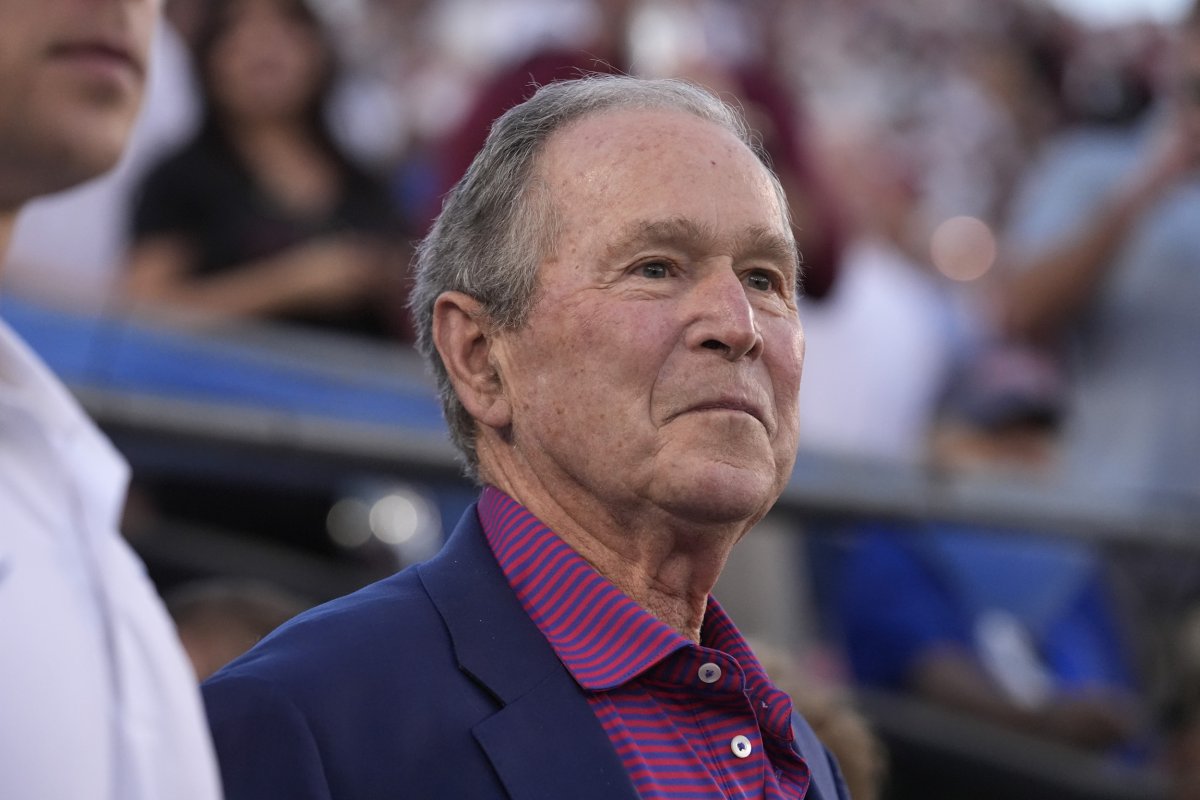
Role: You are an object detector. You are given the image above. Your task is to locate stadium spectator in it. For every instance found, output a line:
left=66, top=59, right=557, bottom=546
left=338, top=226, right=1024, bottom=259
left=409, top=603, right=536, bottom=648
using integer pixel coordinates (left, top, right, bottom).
left=1, top=16, right=198, bottom=312
left=837, top=343, right=1151, bottom=758
left=0, top=1, right=222, bottom=798
left=997, top=2, right=1200, bottom=508
left=125, top=0, right=410, bottom=339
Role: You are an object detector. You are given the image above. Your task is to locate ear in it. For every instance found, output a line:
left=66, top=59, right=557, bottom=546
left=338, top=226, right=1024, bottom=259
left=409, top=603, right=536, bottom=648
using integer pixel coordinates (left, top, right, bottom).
left=432, top=291, right=512, bottom=431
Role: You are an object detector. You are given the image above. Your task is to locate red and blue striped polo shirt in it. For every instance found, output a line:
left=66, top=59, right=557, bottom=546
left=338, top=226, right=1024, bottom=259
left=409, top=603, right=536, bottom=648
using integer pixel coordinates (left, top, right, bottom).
left=478, top=486, right=811, bottom=799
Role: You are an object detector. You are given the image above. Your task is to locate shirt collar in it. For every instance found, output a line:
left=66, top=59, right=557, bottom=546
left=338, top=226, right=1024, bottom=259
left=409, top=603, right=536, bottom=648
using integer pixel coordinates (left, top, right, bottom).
left=477, top=486, right=798, bottom=740
left=0, top=318, right=130, bottom=529
left=0, top=318, right=85, bottom=426
left=479, top=486, right=686, bottom=690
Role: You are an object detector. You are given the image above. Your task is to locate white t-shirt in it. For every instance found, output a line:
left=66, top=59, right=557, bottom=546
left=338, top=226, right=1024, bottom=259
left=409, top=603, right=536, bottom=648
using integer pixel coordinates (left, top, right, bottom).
left=797, top=237, right=968, bottom=464
left=0, top=320, right=222, bottom=800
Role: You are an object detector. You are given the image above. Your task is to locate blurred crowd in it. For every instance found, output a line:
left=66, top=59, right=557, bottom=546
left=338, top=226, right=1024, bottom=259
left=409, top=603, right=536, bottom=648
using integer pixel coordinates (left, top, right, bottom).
left=7, top=0, right=1195, bottom=498
left=5, top=0, right=1200, bottom=795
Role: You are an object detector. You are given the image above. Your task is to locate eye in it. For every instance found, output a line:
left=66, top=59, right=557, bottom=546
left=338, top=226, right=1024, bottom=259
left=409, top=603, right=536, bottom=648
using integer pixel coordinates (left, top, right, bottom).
left=635, top=260, right=672, bottom=279
left=744, top=269, right=778, bottom=293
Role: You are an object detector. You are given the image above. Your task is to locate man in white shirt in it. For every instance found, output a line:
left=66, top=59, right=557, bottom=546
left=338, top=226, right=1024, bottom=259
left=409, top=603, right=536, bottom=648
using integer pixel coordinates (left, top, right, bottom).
left=0, top=2, right=223, bottom=798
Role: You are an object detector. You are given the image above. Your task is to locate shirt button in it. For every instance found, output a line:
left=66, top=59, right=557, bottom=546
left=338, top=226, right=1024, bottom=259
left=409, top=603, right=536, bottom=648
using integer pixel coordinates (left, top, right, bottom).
left=731, top=735, right=752, bottom=758
left=698, top=662, right=722, bottom=684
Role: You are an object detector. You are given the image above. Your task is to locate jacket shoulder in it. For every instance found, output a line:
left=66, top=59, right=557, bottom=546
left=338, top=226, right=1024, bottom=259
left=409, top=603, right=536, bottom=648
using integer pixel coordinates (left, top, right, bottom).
left=202, top=560, right=506, bottom=799
left=207, top=565, right=451, bottom=697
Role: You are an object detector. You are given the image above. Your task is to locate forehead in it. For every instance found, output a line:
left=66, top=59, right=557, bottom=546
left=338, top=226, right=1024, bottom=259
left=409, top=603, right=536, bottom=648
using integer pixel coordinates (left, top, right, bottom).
left=537, top=107, right=789, bottom=244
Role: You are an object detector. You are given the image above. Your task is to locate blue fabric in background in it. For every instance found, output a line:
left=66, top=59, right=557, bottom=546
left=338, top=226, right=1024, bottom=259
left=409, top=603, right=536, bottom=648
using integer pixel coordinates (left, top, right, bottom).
left=1, top=296, right=446, bottom=431
left=838, top=524, right=1134, bottom=693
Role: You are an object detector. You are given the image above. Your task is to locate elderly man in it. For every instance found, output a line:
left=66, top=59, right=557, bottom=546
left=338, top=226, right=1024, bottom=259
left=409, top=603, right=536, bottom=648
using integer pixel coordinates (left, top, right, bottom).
left=0, top=1, right=222, bottom=799
left=204, top=75, right=848, bottom=800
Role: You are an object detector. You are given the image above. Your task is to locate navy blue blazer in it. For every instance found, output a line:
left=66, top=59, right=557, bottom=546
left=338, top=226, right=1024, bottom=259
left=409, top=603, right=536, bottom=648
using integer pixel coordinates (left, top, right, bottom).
left=203, top=505, right=850, bottom=799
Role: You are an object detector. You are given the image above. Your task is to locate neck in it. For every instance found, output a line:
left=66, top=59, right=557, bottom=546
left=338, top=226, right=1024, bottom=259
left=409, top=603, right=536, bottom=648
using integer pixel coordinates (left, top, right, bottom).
left=553, top=516, right=733, bottom=644
left=232, top=118, right=313, bottom=154
left=481, top=446, right=748, bottom=643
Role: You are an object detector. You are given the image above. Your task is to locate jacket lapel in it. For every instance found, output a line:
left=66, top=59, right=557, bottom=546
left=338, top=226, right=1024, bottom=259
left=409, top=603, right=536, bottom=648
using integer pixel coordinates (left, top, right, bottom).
left=419, top=506, right=640, bottom=800
left=473, top=674, right=642, bottom=800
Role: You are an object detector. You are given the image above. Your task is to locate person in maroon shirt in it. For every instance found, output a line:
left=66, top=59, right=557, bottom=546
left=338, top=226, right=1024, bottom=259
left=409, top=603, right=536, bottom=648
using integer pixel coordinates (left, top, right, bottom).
left=427, top=0, right=845, bottom=301
left=203, top=75, right=849, bottom=800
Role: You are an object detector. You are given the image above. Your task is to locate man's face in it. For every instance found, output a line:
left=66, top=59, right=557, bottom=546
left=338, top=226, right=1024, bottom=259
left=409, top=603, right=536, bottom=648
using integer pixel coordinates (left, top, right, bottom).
left=490, top=108, right=805, bottom=529
left=0, top=0, right=158, bottom=209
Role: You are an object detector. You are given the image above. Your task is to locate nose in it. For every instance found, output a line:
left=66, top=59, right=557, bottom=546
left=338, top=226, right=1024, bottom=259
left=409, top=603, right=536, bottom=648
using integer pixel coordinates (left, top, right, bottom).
left=686, top=268, right=764, bottom=361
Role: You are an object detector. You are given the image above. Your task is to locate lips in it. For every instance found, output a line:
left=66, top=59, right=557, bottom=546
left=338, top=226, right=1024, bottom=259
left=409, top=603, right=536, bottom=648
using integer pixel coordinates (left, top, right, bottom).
left=678, top=396, right=769, bottom=429
left=48, top=38, right=144, bottom=78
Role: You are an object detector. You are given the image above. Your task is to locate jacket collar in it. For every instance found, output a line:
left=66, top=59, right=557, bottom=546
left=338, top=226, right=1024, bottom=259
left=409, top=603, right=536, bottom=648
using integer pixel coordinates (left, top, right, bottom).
left=417, top=505, right=640, bottom=800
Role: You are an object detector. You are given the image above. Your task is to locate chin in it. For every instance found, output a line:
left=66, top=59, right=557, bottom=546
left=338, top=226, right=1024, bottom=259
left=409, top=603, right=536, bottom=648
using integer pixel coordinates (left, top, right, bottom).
left=57, top=86, right=140, bottom=156
left=43, top=126, right=130, bottom=191
left=657, top=460, right=780, bottom=527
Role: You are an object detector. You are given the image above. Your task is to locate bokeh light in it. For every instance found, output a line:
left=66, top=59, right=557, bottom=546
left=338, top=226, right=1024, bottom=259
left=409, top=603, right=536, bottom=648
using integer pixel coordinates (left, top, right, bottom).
left=929, top=216, right=997, bottom=282
left=326, top=497, right=372, bottom=549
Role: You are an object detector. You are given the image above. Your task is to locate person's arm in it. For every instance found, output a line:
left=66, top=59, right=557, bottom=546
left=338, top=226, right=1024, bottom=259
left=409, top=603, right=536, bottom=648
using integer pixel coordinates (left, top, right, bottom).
left=842, top=533, right=1139, bottom=751
left=910, top=645, right=1138, bottom=750
left=1001, top=116, right=1200, bottom=342
left=124, top=233, right=388, bottom=321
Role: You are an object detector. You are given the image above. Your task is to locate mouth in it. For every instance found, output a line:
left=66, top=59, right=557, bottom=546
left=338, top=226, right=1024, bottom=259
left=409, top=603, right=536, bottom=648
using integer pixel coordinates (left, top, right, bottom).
left=47, top=39, right=144, bottom=79
left=681, top=397, right=768, bottom=428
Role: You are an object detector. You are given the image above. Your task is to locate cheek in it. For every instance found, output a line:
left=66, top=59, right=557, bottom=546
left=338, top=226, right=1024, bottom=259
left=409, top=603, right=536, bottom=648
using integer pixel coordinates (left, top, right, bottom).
left=0, top=69, right=19, bottom=119
left=525, top=302, right=674, bottom=425
left=502, top=312, right=594, bottom=422
left=767, top=324, right=805, bottom=435
left=0, top=30, right=37, bottom=100
left=585, top=307, right=681, bottom=414
left=557, top=293, right=675, bottom=369
left=132, top=3, right=159, bottom=60
left=770, top=320, right=805, bottom=390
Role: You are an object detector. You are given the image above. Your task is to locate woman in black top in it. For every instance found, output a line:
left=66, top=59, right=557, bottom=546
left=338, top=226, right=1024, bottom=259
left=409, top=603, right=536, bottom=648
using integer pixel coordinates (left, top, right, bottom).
left=127, top=0, right=409, bottom=339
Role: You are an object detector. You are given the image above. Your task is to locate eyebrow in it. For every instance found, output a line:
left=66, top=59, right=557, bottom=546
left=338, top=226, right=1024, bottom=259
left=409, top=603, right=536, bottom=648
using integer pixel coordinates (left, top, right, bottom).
left=604, top=217, right=798, bottom=276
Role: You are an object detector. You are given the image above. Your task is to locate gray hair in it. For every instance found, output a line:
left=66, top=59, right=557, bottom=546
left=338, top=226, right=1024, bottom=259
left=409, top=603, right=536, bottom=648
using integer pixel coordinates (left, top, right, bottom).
left=409, top=74, right=794, bottom=480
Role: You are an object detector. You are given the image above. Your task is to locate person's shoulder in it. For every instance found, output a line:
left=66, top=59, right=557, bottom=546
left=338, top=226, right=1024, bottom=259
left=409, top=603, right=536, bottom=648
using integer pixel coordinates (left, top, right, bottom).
left=137, top=132, right=239, bottom=191
left=203, top=508, right=499, bottom=722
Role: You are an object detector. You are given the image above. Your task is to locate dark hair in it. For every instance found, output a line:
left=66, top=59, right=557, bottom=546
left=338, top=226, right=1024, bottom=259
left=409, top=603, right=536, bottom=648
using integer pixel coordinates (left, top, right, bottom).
left=190, top=0, right=348, bottom=171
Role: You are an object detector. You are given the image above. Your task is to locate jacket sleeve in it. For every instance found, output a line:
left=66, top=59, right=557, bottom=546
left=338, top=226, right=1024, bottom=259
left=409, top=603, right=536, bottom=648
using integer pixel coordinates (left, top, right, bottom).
left=203, top=672, right=333, bottom=800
